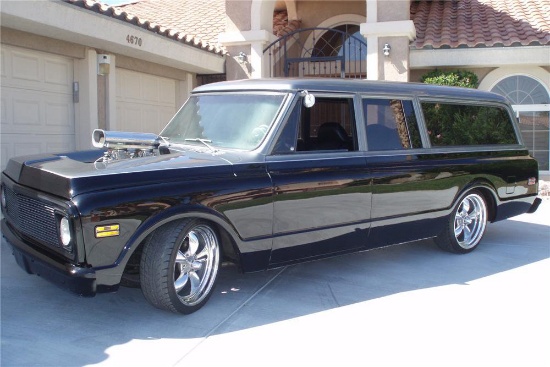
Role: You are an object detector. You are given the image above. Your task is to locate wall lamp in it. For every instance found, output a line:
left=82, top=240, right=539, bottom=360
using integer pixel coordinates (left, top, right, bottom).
left=97, top=54, right=111, bottom=75
left=382, top=43, right=391, bottom=57
left=237, top=52, right=248, bottom=64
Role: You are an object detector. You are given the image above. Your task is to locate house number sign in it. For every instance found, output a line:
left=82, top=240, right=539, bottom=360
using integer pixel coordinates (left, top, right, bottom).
left=126, top=35, right=143, bottom=47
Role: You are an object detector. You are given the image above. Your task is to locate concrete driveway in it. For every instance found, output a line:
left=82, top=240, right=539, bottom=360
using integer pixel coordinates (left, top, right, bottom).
left=1, top=200, right=549, bottom=367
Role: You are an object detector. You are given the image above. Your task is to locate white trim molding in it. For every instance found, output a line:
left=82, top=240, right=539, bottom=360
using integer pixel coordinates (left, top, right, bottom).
left=360, top=20, right=416, bottom=40
left=411, top=46, right=550, bottom=69
left=478, top=66, right=550, bottom=92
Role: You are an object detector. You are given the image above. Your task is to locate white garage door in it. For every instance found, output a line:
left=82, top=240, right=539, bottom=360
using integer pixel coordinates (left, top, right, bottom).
left=1, top=45, right=75, bottom=171
left=116, top=68, right=177, bottom=134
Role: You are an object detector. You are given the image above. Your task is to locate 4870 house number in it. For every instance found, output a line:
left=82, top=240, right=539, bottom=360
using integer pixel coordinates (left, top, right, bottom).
left=126, top=35, right=143, bottom=46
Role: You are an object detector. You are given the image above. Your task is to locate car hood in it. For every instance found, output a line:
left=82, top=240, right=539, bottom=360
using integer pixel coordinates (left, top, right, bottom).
left=2, top=149, right=242, bottom=199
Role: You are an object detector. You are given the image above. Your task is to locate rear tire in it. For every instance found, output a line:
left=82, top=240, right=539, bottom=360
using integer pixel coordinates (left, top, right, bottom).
left=140, top=219, right=220, bottom=314
left=435, top=190, right=488, bottom=254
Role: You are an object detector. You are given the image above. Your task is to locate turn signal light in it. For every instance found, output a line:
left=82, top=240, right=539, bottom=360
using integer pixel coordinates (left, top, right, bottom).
left=95, top=224, right=120, bottom=238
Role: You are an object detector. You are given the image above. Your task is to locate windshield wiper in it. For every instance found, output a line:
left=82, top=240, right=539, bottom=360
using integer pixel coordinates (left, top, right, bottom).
left=184, top=138, right=218, bottom=153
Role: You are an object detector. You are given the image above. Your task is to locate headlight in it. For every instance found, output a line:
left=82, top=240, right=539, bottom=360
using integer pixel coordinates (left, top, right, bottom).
left=59, top=217, right=72, bottom=250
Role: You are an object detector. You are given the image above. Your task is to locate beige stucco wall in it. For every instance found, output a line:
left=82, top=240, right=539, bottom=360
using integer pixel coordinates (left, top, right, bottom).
left=225, top=0, right=252, bottom=32
left=379, top=37, right=410, bottom=81
left=295, top=1, right=365, bottom=28
left=376, top=0, right=412, bottom=81
left=377, top=0, right=410, bottom=21
left=1, top=27, right=86, bottom=59
left=226, top=45, right=253, bottom=80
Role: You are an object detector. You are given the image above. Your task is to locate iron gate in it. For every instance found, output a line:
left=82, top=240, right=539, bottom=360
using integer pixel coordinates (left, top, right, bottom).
left=263, top=27, right=367, bottom=79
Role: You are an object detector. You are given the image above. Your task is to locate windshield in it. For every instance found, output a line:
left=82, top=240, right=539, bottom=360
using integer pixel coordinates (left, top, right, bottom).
left=160, top=93, right=287, bottom=150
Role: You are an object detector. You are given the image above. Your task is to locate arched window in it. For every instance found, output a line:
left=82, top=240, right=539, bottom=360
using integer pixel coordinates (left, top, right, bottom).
left=491, top=75, right=550, bottom=171
left=492, top=76, right=549, bottom=105
left=312, top=24, right=367, bottom=61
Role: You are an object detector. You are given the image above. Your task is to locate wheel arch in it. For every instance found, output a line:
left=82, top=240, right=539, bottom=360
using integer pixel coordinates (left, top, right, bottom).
left=455, top=179, right=498, bottom=222
left=117, top=207, right=244, bottom=280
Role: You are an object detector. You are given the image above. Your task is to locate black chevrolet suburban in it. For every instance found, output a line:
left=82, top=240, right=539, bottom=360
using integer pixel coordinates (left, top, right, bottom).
left=1, top=78, right=541, bottom=313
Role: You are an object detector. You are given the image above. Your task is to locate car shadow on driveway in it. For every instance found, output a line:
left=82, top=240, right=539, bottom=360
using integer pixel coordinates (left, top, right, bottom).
left=1, top=213, right=549, bottom=366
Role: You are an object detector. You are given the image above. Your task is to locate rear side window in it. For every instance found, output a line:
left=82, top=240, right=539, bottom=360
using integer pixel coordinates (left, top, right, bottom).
left=421, top=102, right=518, bottom=146
left=363, top=98, right=422, bottom=150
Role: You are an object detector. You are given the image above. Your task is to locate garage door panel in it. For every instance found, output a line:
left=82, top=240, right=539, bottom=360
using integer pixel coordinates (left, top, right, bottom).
left=116, top=68, right=177, bottom=134
left=160, top=107, right=175, bottom=127
left=11, top=50, right=41, bottom=83
left=44, top=59, right=72, bottom=87
left=2, top=46, right=72, bottom=94
left=14, top=141, right=43, bottom=157
left=1, top=48, right=6, bottom=78
left=142, top=74, right=160, bottom=102
left=3, top=89, right=73, bottom=134
left=13, top=96, right=41, bottom=127
left=2, top=134, right=75, bottom=158
left=46, top=140, right=75, bottom=153
left=117, top=102, right=142, bottom=132
left=142, top=105, right=165, bottom=133
left=1, top=95, right=6, bottom=122
left=117, top=71, right=141, bottom=100
left=0, top=45, right=74, bottom=171
left=116, top=102, right=172, bottom=133
left=45, top=101, right=73, bottom=129
left=144, top=105, right=174, bottom=133
left=159, top=80, right=176, bottom=104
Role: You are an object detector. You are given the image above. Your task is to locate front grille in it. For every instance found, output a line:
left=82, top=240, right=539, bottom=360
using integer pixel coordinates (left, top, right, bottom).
left=4, top=186, right=62, bottom=249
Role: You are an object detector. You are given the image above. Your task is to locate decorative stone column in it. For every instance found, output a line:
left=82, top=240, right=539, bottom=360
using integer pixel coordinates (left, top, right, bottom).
left=219, top=0, right=276, bottom=80
left=219, top=30, right=276, bottom=79
left=360, top=0, right=416, bottom=81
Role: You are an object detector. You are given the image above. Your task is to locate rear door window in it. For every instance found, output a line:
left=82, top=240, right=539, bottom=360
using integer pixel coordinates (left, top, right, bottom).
left=363, top=98, right=422, bottom=151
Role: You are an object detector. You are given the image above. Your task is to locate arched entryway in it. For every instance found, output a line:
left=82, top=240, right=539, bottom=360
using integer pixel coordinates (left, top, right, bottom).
left=263, top=26, right=367, bottom=78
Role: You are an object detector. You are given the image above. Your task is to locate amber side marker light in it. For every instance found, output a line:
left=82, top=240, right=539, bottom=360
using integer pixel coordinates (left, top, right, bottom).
left=95, top=224, right=120, bottom=238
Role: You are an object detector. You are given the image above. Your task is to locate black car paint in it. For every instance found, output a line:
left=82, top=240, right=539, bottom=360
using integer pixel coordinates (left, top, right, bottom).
left=1, top=78, right=540, bottom=296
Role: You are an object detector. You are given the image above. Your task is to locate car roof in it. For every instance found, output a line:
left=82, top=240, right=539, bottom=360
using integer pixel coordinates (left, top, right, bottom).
left=192, top=78, right=509, bottom=104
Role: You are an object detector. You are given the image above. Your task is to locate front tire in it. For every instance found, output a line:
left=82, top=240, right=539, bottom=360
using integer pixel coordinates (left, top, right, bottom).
left=436, top=190, right=488, bottom=254
left=140, top=219, right=220, bottom=314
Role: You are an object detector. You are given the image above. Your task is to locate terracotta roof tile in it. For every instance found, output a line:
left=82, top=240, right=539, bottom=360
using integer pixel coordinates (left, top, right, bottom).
left=64, top=0, right=225, bottom=55
left=112, top=0, right=226, bottom=46
left=67, top=1, right=549, bottom=55
left=411, top=0, right=550, bottom=49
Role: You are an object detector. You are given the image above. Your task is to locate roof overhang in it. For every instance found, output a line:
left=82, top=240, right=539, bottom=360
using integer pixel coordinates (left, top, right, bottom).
left=0, top=1, right=225, bottom=74
left=411, top=46, right=550, bottom=69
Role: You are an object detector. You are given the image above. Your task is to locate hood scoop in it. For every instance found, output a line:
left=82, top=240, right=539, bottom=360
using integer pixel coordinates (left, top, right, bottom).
left=92, top=129, right=169, bottom=167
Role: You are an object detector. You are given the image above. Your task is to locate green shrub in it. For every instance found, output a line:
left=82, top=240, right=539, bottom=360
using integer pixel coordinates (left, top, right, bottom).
left=421, top=69, right=478, bottom=89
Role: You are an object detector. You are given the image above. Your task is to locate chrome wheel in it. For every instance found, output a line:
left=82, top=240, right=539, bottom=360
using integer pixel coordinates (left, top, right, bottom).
left=453, top=193, right=487, bottom=250
left=140, top=219, right=221, bottom=314
left=174, top=225, right=219, bottom=307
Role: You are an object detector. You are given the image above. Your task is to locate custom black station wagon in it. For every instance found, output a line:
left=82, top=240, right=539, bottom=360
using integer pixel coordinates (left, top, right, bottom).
left=1, top=79, right=541, bottom=314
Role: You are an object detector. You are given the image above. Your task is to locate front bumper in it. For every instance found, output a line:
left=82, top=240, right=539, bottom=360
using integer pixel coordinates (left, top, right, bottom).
left=2, top=219, right=97, bottom=297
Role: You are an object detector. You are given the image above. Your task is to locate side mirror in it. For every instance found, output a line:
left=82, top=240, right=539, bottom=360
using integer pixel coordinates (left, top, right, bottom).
left=301, top=90, right=316, bottom=108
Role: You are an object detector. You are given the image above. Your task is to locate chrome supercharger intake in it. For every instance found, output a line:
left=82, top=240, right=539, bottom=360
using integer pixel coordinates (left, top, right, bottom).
left=92, top=129, right=164, bottom=163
